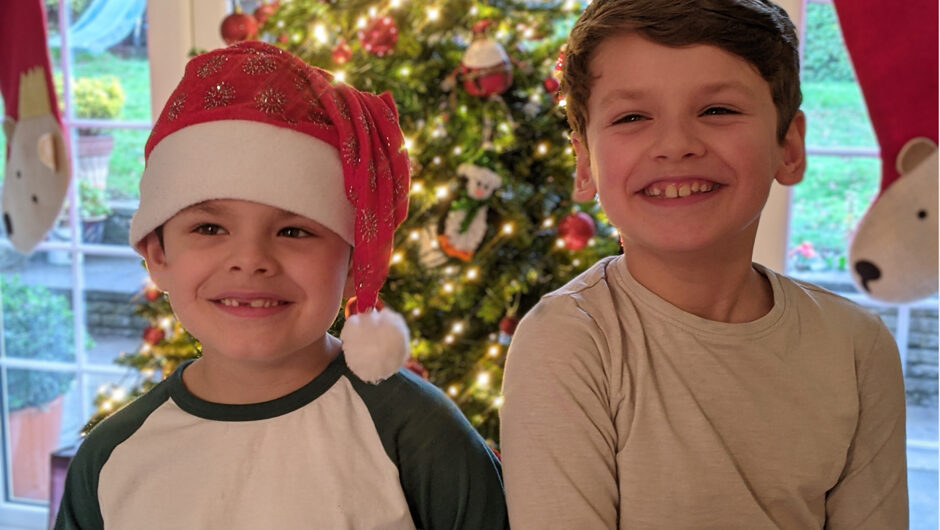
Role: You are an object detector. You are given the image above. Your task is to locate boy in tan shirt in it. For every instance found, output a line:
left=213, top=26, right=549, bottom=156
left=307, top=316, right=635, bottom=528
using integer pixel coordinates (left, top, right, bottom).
left=500, top=1, right=908, bottom=528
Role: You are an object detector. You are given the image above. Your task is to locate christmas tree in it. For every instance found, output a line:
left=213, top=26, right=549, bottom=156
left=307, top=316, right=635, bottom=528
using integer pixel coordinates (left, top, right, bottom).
left=86, top=0, right=620, bottom=444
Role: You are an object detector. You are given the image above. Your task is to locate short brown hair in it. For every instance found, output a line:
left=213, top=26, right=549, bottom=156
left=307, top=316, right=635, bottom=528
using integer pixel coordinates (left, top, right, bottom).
left=562, top=0, right=801, bottom=143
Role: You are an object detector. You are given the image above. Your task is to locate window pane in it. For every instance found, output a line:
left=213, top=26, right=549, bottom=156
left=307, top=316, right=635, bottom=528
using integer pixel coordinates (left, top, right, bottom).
left=788, top=154, right=879, bottom=273
left=3, top=368, right=78, bottom=504
left=83, top=255, right=149, bottom=366
left=801, top=2, right=877, bottom=149
left=0, top=275, right=76, bottom=363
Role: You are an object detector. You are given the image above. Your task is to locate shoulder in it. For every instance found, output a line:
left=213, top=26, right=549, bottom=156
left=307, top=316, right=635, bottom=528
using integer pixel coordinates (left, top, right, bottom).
left=522, top=256, right=621, bottom=331
left=769, top=270, right=895, bottom=356
left=75, top=380, right=173, bottom=467
left=344, top=367, right=480, bottom=443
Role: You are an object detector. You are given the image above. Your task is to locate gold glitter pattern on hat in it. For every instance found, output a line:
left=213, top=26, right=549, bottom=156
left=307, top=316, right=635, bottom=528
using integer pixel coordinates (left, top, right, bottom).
left=255, top=87, right=287, bottom=116
left=359, top=208, right=379, bottom=242
left=342, top=136, right=359, bottom=164
left=204, top=82, right=236, bottom=109
left=166, top=93, right=187, bottom=121
left=197, top=55, right=228, bottom=78
left=242, top=54, right=279, bottom=75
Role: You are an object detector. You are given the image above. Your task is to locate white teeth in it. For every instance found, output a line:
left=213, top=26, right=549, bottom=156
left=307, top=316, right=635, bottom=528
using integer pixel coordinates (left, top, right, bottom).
left=220, top=298, right=279, bottom=308
left=644, top=182, right=717, bottom=198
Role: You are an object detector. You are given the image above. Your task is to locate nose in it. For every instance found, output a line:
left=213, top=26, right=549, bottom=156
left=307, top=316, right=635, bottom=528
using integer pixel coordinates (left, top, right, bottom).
left=651, top=119, right=705, bottom=161
left=227, top=237, right=278, bottom=276
left=854, top=260, right=881, bottom=292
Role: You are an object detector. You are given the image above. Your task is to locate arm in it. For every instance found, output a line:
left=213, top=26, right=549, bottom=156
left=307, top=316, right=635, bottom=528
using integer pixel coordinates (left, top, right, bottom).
left=351, top=371, right=508, bottom=530
left=500, top=300, right=620, bottom=529
left=825, top=321, right=908, bottom=529
left=53, top=447, right=104, bottom=530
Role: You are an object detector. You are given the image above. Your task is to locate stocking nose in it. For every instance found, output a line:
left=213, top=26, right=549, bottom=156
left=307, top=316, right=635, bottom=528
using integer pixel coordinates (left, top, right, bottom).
left=854, top=260, right=881, bottom=292
left=3, top=213, right=12, bottom=236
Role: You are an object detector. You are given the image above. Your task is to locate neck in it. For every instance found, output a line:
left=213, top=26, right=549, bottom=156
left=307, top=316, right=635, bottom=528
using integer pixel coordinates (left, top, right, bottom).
left=183, top=335, right=341, bottom=404
left=623, top=245, right=773, bottom=323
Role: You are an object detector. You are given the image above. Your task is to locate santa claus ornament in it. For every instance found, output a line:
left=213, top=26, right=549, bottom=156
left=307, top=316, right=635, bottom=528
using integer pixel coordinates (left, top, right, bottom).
left=459, top=20, right=513, bottom=98
left=0, top=0, right=71, bottom=254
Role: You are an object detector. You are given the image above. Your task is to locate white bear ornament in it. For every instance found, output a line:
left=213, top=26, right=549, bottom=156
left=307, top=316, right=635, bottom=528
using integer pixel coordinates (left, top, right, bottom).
left=849, top=138, right=938, bottom=303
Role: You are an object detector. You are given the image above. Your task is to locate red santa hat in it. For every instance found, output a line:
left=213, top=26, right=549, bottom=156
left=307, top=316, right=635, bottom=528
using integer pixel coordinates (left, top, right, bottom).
left=129, top=41, right=411, bottom=383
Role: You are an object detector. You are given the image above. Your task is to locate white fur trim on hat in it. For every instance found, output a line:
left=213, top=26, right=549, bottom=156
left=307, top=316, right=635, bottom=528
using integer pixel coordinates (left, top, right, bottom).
left=129, top=120, right=354, bottom=248
left=340, top=307, right=410, bottom=384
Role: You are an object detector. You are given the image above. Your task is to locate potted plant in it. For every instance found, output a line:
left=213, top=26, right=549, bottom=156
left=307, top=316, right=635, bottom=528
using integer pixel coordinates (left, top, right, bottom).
left=73, top=76, right=125, bottom=191
left=76, top=179, right=112, bottom=243
left=2, top=276, right=76, bottom=501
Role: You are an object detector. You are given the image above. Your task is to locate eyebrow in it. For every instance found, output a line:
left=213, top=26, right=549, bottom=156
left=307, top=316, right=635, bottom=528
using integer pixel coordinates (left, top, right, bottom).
left=597, top=81, right=756, bottom=107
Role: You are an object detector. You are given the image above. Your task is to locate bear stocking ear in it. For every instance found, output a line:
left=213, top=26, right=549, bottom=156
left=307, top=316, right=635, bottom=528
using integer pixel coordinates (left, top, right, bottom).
left=896, top=137, right=937, bottom=175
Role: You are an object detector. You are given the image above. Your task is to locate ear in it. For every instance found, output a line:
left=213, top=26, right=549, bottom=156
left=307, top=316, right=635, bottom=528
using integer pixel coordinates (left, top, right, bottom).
left=896, top=137, right=937, bottom=175
left=37, top=132, right=59, bottom=171
left=774, top=111, right=807, bottom=186
left=571, top=132, right=598, bottom=202
left=137, top=232, right=170, bottom=291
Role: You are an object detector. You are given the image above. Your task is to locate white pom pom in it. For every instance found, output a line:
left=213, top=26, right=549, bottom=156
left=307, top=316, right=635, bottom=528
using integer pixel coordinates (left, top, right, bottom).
left=340, top=307, right=410, bottom=384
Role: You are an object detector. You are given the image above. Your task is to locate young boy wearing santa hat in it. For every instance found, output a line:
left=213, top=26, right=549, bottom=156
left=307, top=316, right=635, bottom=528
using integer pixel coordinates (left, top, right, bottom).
left=55, top=42, right=507, bottom=530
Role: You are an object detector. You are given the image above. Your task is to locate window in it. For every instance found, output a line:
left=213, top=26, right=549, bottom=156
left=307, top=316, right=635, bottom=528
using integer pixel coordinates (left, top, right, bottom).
left=791, top=1, right=938, bottom=527
left=0, top=0, right=150, bottom=526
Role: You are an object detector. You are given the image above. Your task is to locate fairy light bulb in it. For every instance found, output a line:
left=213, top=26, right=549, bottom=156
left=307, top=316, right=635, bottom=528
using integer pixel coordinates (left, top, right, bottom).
left=313, top=23, right=328, bottom=43
left=453, top=146, right=463, bottom=155
left=501, top=222, right=514, bottom=235
left=356, top=17, right=368, bottom=28
left=391, top=251, right=404, bottom=264
left=411, top=307, right=422, bottom=316
left=443, top=282, right=455, bottom=293
left=411, top=181, right=424, bottom=194
left=542, top=217, right=554, bottom=228
left=112, top=387, right=127, bottom=401
left=368, top=6, right=378, bottom=17
left=476, top=371, right=491, bottom=388
left=435, top=185, right=449, bottom=199
left=444, top=334, right=455, bottom=344
left=409, top=230, right=420, bottom=241
left=427, top=7, right=440, bottom=20
left=536, top=142, right=550, bottom=156
left=452, top=321, right=465, bottom=334
left=334, top=71, right=347, bottom=83
left=466, top=267, right=479, bottom=280
left=404, top=137, right=415, bottom=150
left=488, top=344, right=501, bottom=357
left=493, top=395, right=505, bottom=407
left=555, top=238, right=566, bottom=248
left=448, top=385, right=459, bottom=396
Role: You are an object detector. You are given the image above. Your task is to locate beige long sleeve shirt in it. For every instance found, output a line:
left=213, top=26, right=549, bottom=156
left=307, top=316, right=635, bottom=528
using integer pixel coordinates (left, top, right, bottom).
left=501, top=256, right=908, bottom=529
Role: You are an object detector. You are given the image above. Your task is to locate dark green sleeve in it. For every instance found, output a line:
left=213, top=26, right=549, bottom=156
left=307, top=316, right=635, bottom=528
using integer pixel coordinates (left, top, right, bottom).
left=54, top=380, right=174, bottom=530
left=349, top=368, right=509, bottom=530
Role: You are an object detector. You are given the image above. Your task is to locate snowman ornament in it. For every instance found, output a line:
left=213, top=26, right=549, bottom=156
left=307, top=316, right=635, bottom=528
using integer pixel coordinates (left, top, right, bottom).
left=437, top=164, right=502, bottom=261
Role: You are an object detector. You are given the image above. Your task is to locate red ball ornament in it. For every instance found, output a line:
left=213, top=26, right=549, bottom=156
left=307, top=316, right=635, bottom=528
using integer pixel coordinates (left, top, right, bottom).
left=142, top=326, right=165, bottom=345
left=144, top=288, right=162, bottom=302
left=460, top=20, right=512, bottom=98
left=220, top=8, right=258, bottom=45
left=253, top=1, right=279, bottom=26
left=543, top=76, right=560, bottom=93
left=332, top=39, right=352, bottom=65
left=558, top=212, right=596, bottom=250
left=404, top=358, right=429, bottom=380
left=358, top=16, right=399, bottom=57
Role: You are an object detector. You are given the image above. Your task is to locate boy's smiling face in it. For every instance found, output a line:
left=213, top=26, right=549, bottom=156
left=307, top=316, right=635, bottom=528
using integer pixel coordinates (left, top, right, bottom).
left=141, top=199, right=353, bottom=366
left=572, top=33, right=805, bottom=259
